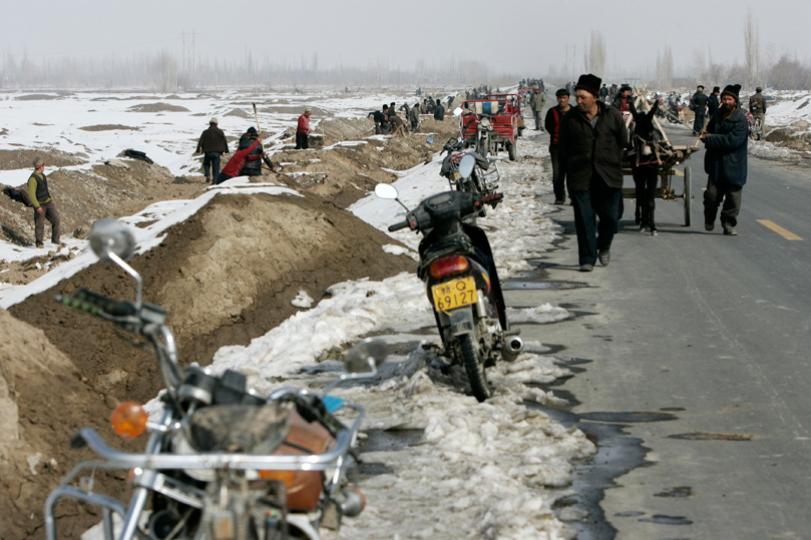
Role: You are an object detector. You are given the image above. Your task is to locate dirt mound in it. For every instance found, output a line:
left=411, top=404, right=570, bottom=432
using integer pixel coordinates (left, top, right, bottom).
left=14, top=94, right=63, bottom=101
left=273, top=117, right=459, bottom=207
left=78, top=124, right=141, bottom=132
left=0, top=309, right=110, bottom=539
left=127, top=102, right=190, bottom=113
left=0, top=148, right=86, bottom=170
left=0, top=159, right=205, bottom=282
left=224, top=108, right=252, bottom=118
left=317, top=117, right=374, bottom=144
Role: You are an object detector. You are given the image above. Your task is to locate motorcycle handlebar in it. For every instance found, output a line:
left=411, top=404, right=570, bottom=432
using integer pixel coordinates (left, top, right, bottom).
left=57, top=288, right=137, bottom=319
left=387, top=220, right=409, bottom=232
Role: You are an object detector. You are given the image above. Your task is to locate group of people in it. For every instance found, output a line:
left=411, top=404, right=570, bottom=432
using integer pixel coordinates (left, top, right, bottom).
left=195, top=108, right=316, bottom=183
left=542, top=73, right=750, bottom=272
left=368, top=99, right=445, bottom=135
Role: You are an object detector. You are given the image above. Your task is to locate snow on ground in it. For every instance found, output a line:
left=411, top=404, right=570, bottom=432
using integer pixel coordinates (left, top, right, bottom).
left=200, top=125, right=589, bottom=538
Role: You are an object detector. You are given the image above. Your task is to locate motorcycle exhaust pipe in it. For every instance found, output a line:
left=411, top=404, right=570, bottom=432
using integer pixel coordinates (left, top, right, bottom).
left=501, top=336, right=524, bottom=361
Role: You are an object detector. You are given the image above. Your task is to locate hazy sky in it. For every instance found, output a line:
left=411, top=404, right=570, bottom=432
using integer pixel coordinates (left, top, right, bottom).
left=3, top=0, right=809, bottom=75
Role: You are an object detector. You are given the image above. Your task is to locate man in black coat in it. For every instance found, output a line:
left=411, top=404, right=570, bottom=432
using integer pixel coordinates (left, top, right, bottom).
left=559, top=73, right=628, bottom=272
left=707, top=86, right=720, bottom=118
left=196, top=118, right=229, bottom=183
left=690, top=85, right=709, bottom=135
left=544, top=88, right=574, bottom=204
left=700, top=84, right=748, bottom=236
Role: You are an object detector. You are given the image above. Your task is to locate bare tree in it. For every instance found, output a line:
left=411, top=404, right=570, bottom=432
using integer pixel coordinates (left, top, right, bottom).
left=744, top=10, right=760, bottom=86
left=585, top=30, right=606, bottom=76
left=656, top=46, right=674, bottom=86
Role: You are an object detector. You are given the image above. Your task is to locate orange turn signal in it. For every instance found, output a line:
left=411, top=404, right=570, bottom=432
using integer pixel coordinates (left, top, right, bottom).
left=110, top=401, right=148, bottom=439
left=429, top=255, right=470, bottom=280
left=258, top=470, right=299, bottom=491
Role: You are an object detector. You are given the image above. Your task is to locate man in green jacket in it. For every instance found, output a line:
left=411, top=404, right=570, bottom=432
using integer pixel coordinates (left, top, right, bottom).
left=27, top=157, right=60, bottom=248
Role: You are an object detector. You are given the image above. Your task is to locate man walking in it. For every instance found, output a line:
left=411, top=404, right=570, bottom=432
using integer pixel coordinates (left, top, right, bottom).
left=559, top=74, right=627, bottom=272
left=690, top=85, right=709, bottom=135
left=196, top=117, right=229, bottom=183
left=707, top=86, right=720, bottom=119
left=27, top=157, right=60, bottom=248
left=530, top=87, right=546, bottom=130
left=701, top=84, right=748, bottom=236
left=408, top=102, right=421, bottom=132
left=295, top=107, right=311, bottom=149
left=544, top=88, right=574, bottom=205
left=433, top=98, right=445, bottom=121
left=749, top=86, right=767, bottom=140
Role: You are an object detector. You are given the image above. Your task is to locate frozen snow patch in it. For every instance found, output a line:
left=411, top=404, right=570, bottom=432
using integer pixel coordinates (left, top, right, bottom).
left=291, top=289, right=314, bottom=309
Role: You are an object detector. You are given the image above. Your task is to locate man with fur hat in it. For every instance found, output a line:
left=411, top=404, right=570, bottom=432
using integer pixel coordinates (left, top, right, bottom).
left=296, top=107, right=312, bottom=149
left=559, top=73, right=628, bottom=272
left=196, top=117, right=229, bottom=183
left=700, top=83, right=748, bottom=236
left=27, top=157, right=60, bottom=248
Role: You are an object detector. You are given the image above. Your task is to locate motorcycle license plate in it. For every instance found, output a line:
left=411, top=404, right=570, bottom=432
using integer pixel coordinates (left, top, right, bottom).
left=431, top=276, right=478, bottom=312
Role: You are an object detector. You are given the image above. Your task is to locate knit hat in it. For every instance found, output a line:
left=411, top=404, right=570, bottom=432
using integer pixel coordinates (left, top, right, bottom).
left=209, top=117, right=218, bottom=125
left=721, top=84, right=741, bottom=102
left=575, top=73, right=602, bottom=97
left=555, top=88, right=570, bottom=97
left=247, top=126, right=258, bottom=135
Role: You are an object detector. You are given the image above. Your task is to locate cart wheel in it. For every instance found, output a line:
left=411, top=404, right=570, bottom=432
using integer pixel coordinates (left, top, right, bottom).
left=507, top=141, right=517, bottom=161
left=683, top=166, right=692, bottom=227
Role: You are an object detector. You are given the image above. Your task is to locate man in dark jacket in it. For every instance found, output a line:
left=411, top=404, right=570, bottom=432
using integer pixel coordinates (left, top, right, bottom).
left=701, top=84, right=748, bottom=236
left=196, top=117, right=229, bottom=183
left=690, top=85, right=709, bottom=135
left=27, top=157, right=60, bottom=248
left=559, top=74, right=628, bottom=272
left=408, top=103, right=421, bottom=132
left=707, top=86, right=720, bottom=118
left=434, top=99, right=445, bottom=121
left=544, top=88, right=574, bottom=204
left=749, top=87, right=767, bottom=139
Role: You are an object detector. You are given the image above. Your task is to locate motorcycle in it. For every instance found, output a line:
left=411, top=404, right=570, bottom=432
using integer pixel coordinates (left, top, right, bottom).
left=45, top=219, right=378, bottom=540
left=375, top=158, right=523, bottom=402
left=439, top=138, right=499, bottom=200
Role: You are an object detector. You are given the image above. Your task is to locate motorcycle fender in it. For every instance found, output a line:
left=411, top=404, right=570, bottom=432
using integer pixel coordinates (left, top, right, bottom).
left=442, top=307, right=475, bottom=337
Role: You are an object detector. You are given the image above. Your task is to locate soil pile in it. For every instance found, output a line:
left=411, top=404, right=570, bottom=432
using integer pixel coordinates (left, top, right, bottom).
left=78, top=124, right=141, bottom=132
left=127, top=102, right=190, bottom=113
left=0, top=309, right=110, bottom=539
left=0, top=158, right=204, bottom=247
left=273, top=117, right=459, bottom=207
left=0, top=148, right=86, bottom=170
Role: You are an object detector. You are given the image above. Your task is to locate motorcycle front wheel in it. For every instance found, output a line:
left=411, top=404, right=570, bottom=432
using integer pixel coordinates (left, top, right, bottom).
left=458, top=333, right=491, bottom=402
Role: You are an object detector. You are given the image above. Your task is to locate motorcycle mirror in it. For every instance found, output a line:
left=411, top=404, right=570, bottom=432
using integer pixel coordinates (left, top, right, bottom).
left=453, top=107, right=464, bottom=117
left=343, top=338, right=387, bottom=373
left=89, top=218, right=136, bottom=261
left=458, top=154, right=476, bottom=179
left=374, top=183, right=399, bottom=200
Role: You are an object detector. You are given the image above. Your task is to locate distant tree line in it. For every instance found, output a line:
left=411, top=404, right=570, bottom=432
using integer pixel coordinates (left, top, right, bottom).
left=0, top=50, right=517, bottom=91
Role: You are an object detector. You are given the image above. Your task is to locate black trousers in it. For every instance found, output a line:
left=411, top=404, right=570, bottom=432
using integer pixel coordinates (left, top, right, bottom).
left=34, top=203, right=60, bottom=245
left=704, top=180, right=742, bottom=227
left=295, top=132, right=309, bottom=149
left=693, top=111, right=706, bottom=134
left=633, top=167, right=658, bottom=229
left=571, top=177, right=621, bottom=266
left=549, top=145, right=567, bottom=202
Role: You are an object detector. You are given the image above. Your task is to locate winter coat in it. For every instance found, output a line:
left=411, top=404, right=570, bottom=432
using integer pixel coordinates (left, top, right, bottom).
left=408, top=106, right=420, bottom=126
left=529, top=92, right=545, bottom=112
left=690, top=92, right=708, bottom=113
left=196, top=125, right=229, bottom=154
left=749, top=93, right=767, bottom=114
left=544, top=105, right=573, bottom=147
left=238, top=133, right=264, bottom=176
left=703, top=107, right=749, bottom=187
left=434, top=104, right=445, bottom=121
left=297, top=114, right=310, bottom=134
left=558, top=102, right=628, bottom=191
left=707, top=94, right=720, bottom=117
left=27, top=171, right=52, bottom=208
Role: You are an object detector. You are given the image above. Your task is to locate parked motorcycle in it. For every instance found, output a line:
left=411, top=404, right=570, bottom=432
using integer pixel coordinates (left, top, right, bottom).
left=376, top=161, right=523, bottom=402
left=439, top=138, right=499, bottom=200
left=45, top=219, right=377, bottom=540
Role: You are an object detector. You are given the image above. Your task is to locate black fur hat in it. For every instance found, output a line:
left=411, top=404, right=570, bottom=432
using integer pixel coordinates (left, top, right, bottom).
left=712, top=86, right=720, bottom=93
left=575, top=73, right=602, bottom=97
left=721, top=84, right=742, bottom=102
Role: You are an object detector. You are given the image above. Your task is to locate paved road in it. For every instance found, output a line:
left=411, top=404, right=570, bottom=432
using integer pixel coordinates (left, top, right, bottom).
left=511, top=126, right=811, bottom=539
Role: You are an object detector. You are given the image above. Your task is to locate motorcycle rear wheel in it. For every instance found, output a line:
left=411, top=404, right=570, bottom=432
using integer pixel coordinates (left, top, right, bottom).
left=458, top=333, right=491, bottom=402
